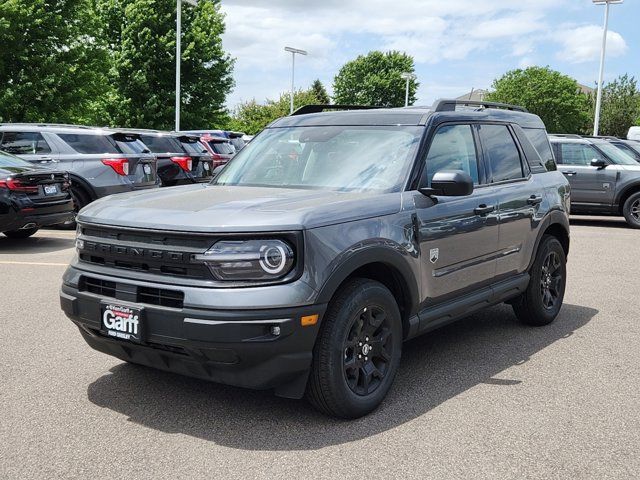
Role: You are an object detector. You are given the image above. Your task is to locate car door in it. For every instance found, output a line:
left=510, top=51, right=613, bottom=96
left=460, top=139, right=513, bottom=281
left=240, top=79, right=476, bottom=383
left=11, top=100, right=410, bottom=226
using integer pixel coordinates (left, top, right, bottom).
left=478, top=123, right=542, bottom=280
left=414, top=123, right=500, bottom=307
left=554, top=141, right=617, bottom=206
left=0, top=131, right=58, bottom=165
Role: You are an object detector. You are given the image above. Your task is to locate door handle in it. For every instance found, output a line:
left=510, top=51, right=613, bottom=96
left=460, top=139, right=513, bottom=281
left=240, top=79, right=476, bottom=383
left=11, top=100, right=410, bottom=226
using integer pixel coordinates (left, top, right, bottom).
left=38, top=157, right=57, bottom=163
left=527, top=195, right=543, bottom=206
left=562, top=171, right=577, bottom=176
left=474, top=204, right=495, bottom=216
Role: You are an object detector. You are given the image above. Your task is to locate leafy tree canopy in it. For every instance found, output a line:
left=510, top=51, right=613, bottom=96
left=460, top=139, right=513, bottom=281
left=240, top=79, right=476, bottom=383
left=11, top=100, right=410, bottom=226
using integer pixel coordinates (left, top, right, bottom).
left=332, top=51, right=418, bottom=107
left=486, top=66, right=590, bottom=134
left=310, top=79, right=330, bottom=104
left=0, top=0, right=110, bottom=123
left=591, top=74, right=640, bottom=137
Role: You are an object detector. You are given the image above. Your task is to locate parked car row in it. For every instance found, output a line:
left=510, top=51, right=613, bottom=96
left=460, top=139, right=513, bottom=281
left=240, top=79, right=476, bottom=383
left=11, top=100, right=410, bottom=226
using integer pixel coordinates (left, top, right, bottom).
left=0, top=124, right=245, bottom=235
left=548, top=134, right=640, bottom=228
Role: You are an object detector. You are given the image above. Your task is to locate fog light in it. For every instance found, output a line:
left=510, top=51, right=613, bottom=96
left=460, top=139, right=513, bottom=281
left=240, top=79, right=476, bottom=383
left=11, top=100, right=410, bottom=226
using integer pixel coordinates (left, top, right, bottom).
left=76, top=239, right=84, bottom=250
left=271, top=326, right=281, bottom=336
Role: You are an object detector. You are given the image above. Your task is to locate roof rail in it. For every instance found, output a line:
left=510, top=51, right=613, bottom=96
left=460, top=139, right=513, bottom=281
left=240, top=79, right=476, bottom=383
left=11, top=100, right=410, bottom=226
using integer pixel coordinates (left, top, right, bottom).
left=432, top=99, right=528, bottom=113
left=581, top=135, right=619, bottom=140
left=0, top=122, right=96, bottom=129
left=548, top=134, right=583, bottom=139
left=291, top=104, right=381, bottom=116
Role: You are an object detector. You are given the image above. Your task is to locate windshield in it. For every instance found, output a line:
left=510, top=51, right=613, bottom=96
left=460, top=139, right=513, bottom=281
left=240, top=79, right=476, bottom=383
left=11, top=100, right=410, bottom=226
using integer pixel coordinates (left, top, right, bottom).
left=0, top=150, right=33, bottom=168
left=213, top=125, right=423, bottom=192
left=596, top=142, right=638, bottom=165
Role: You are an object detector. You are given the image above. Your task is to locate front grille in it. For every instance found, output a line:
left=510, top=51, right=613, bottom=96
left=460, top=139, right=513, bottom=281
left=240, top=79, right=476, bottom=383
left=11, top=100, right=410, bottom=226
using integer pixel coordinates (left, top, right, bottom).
left=79, top=276, right=184, bottom=309
left=77, top=224, right=216, bottom=280
left=138, top=286, right=184, bottom=308
left=82, top=277, right=116, bottom=297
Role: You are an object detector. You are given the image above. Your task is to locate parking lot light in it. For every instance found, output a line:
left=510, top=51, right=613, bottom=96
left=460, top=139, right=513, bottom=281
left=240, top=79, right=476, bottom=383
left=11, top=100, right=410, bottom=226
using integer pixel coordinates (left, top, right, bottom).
left=284, top=46, right=308, bottom=115
left=592, top=0, right=624, bottom=136
left=401, top=72, right=417, bottom=107
left=176, top=0, right=199, bottom=132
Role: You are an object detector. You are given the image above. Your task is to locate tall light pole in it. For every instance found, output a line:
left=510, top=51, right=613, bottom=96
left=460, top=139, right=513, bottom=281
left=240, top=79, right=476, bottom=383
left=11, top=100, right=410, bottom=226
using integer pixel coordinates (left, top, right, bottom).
left=284, top=46, right=308, bottom=114
left=401, top=72, right=416, bottom=107
left=176, top=0, right=198, bottom=131
left=592, top=0, right=623, bottom=136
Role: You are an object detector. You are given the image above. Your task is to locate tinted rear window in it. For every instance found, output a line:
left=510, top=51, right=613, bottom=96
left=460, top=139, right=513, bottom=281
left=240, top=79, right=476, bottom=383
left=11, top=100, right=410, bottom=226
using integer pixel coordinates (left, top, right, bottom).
left=523, top=128, right=555, bottom=168
left=208, top=141, right=235, bottom=155
left=181, top=140, right=208, bottom=154
left=58, top=134, right=119, bottom=154
left=0, top=151, right=33, bottom=167
left=140, top=135, right=182, bottom=153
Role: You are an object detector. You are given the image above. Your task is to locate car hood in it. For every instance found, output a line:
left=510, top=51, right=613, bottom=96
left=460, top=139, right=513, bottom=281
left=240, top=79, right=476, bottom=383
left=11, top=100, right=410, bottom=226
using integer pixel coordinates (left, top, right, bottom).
left=77, top=184, right=402, bottom=232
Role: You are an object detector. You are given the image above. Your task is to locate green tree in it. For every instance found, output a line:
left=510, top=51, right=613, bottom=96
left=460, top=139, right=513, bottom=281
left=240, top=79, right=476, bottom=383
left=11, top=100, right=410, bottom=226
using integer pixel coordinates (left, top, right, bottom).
left=0, top=0, right=109, bottom=123
left=486, top=66, right=590, bottom=134
left=310, top=79, right=330, bottom=104
left=97, top=0, right=234, bottom=129
left=228, top=88, right=322, bottom=135
left=592, top=74, right=640, bottom=137
left=332, top=51, right=418, bottom=107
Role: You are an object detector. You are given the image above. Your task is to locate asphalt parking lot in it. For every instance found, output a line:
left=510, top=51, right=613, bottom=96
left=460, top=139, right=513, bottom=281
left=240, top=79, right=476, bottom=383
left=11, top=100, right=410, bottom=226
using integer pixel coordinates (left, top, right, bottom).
left=1, top=218, right=639, bottom=480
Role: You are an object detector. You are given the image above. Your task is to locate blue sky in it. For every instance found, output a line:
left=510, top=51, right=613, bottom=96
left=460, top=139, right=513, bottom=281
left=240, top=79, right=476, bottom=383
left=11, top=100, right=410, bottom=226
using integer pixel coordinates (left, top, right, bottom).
left=220, top=0, right=640, bottom=109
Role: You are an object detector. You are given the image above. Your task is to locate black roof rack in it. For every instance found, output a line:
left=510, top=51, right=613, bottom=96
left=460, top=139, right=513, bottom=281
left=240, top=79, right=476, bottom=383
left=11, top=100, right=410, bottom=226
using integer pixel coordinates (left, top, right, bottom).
left=581, top=135, right=619, bottom=140
left=548, top=134, right=583, bottom=139
left=432, top=99, right=528, bottom=113
left=291, top=104, right=381, bottom=116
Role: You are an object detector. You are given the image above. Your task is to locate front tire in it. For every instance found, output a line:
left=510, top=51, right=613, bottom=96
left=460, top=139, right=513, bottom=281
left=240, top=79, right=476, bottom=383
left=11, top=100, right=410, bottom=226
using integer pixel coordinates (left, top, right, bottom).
left=622, top=192, right=640, bottom=229
left=513, top=235, right=566, bottom=326
left=3, top=227, right=39, bottom=238
left=306, top=278, right=403, bottom=419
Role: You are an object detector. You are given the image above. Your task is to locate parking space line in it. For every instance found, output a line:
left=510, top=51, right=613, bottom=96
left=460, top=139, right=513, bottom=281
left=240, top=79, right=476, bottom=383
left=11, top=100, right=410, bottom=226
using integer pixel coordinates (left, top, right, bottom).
left=0, top=261, right=68, bottom=267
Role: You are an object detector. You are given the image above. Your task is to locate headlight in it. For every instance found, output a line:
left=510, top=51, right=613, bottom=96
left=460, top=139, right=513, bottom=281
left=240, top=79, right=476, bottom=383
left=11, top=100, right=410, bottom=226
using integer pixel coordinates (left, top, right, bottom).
left=195, top=239, right=295, bottom=281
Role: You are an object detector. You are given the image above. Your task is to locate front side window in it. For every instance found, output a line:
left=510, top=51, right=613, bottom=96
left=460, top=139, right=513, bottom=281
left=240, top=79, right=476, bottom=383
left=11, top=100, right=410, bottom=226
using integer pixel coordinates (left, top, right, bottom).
left=214, top=125, right=422, bottom=192
left=424, top=124, right=479, bottom=185
left=558, top=143, right=605, bottom=166
left=479, top=124, right=524, bottom=182
left=1, top=132, right=51, bottom=155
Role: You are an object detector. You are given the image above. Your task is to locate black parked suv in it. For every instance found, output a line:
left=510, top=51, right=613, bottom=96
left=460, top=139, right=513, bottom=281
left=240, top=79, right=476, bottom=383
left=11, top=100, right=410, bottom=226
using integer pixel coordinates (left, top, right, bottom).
left=0, top=125, right=158, bottom=224
left=118, top=130, right=214, bottom=186
left=1, top=150, right=74, bottom=237
left=549, top=134, right=640, bottom=228
left=60, top=101, right=570, bottom=418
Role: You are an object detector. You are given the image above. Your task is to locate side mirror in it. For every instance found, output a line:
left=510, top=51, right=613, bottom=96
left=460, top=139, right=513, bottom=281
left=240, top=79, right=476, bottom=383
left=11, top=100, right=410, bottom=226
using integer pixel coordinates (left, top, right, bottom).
left=590, top=158, right=606, bottom=169
left=419, top=170, right=474, bottom=197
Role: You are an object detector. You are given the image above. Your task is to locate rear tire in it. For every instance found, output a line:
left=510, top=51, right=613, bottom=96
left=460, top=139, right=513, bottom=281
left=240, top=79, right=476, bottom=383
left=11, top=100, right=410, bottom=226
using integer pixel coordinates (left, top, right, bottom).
left=622, top=192, right=640, bottom=229
left=3, top=227, right=39, bottom=238
left=512, top=235, right=566, bottom=326
left=60, top=185, right=90, bottom=229
left=306, top=278, right=403, bottom=419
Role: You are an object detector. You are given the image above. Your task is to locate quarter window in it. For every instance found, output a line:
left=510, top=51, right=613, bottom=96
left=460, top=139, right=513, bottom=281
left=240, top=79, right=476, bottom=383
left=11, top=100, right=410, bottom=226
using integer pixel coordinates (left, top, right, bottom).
left=0, top=132, right=52, bottom=155
left=425, top=124, right=479, bottom=185
left=57, top=134, right=119, bottom=154
left=557, top=143, right=606, bottom=166
left=479, top=124, right=524, bottom=182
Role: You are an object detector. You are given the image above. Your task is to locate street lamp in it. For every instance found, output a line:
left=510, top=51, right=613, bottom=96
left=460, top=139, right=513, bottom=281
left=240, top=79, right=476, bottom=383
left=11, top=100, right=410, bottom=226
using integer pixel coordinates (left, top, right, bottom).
left=592, top=0, right=623, bottom=136
left=175, top=0, right=198, bottom=131
left=284, top=46, right=308, bottom=114
left=401, top=72, right=416, bottom=107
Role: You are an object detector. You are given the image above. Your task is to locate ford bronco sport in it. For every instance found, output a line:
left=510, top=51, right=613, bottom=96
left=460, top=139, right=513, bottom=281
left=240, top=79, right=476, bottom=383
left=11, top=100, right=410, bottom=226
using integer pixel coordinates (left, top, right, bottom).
left=60, top=100, right=571, bottom=418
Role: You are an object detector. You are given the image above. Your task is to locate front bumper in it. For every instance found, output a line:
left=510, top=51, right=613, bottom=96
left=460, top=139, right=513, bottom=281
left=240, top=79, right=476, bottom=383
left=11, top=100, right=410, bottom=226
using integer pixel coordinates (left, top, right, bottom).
left=60, top=283, right=326, bottom=399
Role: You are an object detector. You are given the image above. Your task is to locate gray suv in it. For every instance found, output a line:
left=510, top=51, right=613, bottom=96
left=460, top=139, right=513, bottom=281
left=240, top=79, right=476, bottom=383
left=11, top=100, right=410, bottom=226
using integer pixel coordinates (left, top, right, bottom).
left=60, top=101, right=571, bottom=418
left=0, top=124, right=158, bottom=224
left=549, top=134, right=640, bottom=228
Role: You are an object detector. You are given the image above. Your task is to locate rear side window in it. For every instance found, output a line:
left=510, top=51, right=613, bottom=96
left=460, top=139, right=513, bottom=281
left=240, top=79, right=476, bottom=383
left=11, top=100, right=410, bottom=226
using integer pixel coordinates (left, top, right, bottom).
left=1, top=132, right=52, bottom=155
left=556, top=142, right=606, bottom=166
left=140, top=135, right=182, bottom=153
left=424, top=124, right=480, bottom=185
left=209, top=141, right=235, bottom=155
left=523, top=128, right=556, bottom=171
left=58, top=134, right=119, bottom=154
left=479, top=124, right=524, bottom=182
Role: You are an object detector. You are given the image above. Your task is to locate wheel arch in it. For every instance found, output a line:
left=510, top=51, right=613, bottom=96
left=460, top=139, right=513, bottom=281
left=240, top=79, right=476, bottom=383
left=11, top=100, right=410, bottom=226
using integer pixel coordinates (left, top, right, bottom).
left=315, top=248, right=419, bottom=339
left=527, top=210, right=570, bottom=271
left=616, top=183, right=640, bottom=215
left=68, top=173, right=97, bottom=202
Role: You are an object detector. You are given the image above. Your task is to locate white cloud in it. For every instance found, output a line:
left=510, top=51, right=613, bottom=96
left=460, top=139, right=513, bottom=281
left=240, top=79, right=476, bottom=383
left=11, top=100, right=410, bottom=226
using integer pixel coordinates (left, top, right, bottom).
left=219, top=0, right=573, bottom=108
left=556, top=25, right=628, bottom=63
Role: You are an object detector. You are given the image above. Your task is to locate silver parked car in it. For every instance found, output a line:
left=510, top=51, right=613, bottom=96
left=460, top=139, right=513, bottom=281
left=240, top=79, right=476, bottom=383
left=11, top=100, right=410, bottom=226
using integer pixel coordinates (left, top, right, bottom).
left=0, top=124, right=158, bottom=225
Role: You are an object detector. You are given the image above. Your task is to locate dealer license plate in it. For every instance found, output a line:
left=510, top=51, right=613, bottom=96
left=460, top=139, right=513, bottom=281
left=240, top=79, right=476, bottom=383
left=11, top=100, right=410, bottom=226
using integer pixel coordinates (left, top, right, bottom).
left=44, top=184, right=58, bottom=195
left=101, top=303, right=143, bottom=343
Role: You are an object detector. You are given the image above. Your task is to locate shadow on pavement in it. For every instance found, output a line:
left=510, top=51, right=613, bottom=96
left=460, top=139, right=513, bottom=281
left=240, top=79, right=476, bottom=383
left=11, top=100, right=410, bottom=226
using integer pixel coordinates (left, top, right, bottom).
left=87, top=303, right=597, bottom=451
left=570, top=216, right=629, bottom=229
left=0, top=235, right=75, bottom=254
